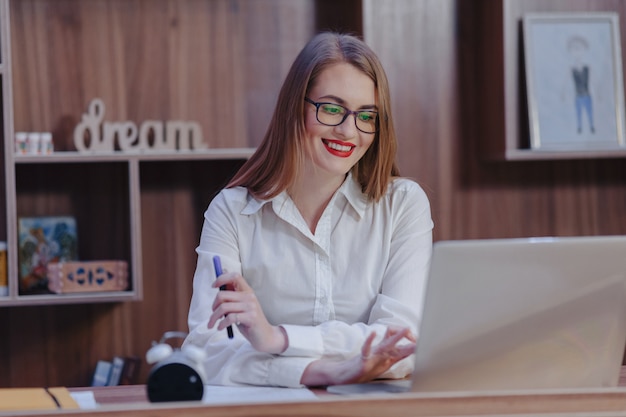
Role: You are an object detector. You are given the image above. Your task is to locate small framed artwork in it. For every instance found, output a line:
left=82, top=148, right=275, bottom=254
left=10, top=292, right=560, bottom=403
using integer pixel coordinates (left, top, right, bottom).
left=18, top=216, right=79, bottom=294
left=523, top=12, right=626, bottom=151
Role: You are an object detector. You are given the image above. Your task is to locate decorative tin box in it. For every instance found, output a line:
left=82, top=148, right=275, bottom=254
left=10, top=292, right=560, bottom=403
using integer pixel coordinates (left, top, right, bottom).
left=47, top=260, right=129, bottom=293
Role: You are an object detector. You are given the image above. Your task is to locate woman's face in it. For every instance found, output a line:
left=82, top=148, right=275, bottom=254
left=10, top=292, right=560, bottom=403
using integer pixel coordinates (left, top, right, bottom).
left=303, top=62, right=377, bottom=180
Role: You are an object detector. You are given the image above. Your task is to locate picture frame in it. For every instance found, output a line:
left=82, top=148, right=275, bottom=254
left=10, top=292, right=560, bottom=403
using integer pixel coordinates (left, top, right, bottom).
left=523, top=12, right=626, bottom=151
left=18, top=216, right=78, bottom=294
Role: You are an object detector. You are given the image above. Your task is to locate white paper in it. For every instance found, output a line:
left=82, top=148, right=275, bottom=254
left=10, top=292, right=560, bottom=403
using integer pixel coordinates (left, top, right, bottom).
left=202, top=385, right=318, bottom=404
left=71, top=385, right=318, bottom=409
left=70, top=391, right=98, bottom=409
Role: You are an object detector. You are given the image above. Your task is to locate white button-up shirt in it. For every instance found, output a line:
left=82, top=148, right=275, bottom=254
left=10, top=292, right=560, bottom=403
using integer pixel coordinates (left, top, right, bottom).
left=184, top=173, right=433, bottom=387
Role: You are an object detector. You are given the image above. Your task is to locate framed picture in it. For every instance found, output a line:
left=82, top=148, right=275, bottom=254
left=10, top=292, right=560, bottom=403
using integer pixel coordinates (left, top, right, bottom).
left=523, top=12, right=626, bottom=151
left=18, top=216, right=78, bottom=294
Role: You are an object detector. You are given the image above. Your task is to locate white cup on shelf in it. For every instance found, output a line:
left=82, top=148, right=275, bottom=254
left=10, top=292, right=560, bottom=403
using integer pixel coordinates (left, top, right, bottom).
left=15, top=132, right=28, bottom=155
left=27, top=132, right=41, bottom=155
left=41, top=132, right=54, bottom=154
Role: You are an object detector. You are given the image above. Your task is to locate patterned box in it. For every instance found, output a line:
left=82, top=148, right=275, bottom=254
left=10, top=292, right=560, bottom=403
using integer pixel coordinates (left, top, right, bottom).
left=47, top=260, right=129, bottom=293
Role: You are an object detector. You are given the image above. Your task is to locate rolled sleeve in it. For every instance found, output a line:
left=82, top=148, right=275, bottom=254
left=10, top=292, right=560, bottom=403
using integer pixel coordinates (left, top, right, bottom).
left=267, top=357, right=317, bottom=388
left=281, top=324, right=324, bottom=357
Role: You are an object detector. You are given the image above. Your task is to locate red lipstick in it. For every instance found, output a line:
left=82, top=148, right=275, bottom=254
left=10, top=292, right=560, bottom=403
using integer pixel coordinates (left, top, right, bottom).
left=323, top=139, right=355, bottom=158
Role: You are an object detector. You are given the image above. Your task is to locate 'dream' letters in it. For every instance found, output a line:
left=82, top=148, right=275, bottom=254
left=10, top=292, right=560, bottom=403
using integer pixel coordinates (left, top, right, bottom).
left=73, top=98, right=207, bottom=153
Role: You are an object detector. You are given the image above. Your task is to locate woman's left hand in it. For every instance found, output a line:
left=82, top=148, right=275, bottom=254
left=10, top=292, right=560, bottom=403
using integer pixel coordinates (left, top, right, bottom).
left=208, top=271, right=288, bottom=354
left=300, top=326, right=416, bottom=386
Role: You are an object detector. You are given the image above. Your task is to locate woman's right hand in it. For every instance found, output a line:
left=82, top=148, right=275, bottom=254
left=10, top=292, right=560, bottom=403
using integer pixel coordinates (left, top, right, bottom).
left=208, top=271, right=288, bottom=354
left=300, top=326, right=416, bottom=387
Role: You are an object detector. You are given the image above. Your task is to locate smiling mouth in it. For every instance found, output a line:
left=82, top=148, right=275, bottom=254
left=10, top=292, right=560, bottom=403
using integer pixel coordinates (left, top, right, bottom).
left=323, top=139, right=355, bottom=157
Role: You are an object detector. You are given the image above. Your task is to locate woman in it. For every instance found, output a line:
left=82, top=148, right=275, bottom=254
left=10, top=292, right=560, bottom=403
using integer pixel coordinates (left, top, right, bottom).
left=183, top=32, right=433, bottom=387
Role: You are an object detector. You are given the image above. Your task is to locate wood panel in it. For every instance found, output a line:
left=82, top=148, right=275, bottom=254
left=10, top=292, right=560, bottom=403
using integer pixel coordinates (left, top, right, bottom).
left=0, top=91, right=5, bottom=243
left=457, top=0, right=626, bottom=239
left=133, top=158, right=246, bottom=375
left=469, top=0, right=626, bottom=160
left=0, top=0, right=9, bottom=247
left=24, top=383, right=626, bottom=417
left=498, top=0, right=626, bottom=159
left=9, top=0, right=315, bottom=150
left=363, top=0, right=459, bottom=241
left=14, top=162, right=131, bottom=263
left=1, top=0, right=315, bottom=388
left=365, top=0, right=626, bottom=240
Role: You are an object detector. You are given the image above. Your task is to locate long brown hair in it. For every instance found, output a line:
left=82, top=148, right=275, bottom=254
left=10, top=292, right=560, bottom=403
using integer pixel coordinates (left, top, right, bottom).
left=227, top=32, right=399, bottom=201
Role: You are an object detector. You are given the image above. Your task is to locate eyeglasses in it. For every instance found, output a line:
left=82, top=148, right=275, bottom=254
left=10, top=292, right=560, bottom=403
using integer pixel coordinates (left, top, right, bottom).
left=304, top=97, right=378, bottom=134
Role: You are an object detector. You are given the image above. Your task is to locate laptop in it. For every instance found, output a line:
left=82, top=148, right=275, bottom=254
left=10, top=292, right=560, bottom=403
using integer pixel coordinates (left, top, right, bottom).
left=328, top=235, right=626, bottom=394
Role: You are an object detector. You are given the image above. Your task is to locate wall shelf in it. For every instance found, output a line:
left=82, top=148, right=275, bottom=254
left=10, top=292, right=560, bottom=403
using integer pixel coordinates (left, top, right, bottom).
left=12, top=148, right=256, bottom=164
left=0, top=0, right=257, bottom=306
left=474, top=0, right=626, bottom=161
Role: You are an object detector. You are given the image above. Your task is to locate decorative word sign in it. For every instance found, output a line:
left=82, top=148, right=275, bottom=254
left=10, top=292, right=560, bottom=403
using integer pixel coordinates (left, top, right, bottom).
left=73, top=98, right=207, bottom=153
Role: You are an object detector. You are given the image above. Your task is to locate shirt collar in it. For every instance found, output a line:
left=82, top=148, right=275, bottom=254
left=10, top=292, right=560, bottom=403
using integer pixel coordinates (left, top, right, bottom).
left=338, top=172, right=368, bottom=219
left=240, top=172, right=369, bottom=218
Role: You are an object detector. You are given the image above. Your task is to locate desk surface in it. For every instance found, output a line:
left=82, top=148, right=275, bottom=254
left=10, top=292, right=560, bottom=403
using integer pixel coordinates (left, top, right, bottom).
left=8, top=367, right=626, bottom=417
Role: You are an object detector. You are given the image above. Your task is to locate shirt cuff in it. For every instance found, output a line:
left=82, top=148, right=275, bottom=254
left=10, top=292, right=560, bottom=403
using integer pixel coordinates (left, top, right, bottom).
left=267, top=356, right=317, bottom=388
left=281, top=324, right=324, bottom=357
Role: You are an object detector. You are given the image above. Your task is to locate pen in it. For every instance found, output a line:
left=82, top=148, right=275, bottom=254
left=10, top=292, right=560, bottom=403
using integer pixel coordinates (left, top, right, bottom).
left=213, top=255, right=234, bottom=339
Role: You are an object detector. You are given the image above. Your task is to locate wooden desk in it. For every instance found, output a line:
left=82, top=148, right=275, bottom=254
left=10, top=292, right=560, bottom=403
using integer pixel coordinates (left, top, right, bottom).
left=8, top=368, right=626, bottom=417
left=20, top=386, right=626, bottom=417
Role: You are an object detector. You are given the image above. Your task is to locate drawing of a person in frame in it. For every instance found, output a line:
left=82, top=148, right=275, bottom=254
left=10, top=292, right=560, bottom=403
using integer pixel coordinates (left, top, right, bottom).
left=527, top=15, right=623, bottom=149
left=567, top=35, right=596, bottom=135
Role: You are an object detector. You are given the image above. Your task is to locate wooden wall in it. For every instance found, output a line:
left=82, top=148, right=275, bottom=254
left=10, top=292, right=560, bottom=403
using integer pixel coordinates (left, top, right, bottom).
left=363, top=0, right=460, bottom=241
left=2, top=0, right=626, bottom=388
left=364, top=0, right=626, bottom=243
left=1, top=0, right=317, bottom=388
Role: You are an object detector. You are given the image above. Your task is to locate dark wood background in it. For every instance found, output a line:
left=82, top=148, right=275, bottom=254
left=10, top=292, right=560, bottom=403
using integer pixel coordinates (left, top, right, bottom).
left=1, top=0, right=626, bottom=388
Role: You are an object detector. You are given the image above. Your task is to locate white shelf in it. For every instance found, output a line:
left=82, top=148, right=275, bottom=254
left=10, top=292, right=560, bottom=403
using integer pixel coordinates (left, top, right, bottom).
left=0, top=291, right=138, bottom=306
left=13, top=148, right=256, bottom=163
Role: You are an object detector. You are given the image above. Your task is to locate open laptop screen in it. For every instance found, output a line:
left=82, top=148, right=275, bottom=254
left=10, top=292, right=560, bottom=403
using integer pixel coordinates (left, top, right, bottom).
left=411, top=235, right=626, bottom=392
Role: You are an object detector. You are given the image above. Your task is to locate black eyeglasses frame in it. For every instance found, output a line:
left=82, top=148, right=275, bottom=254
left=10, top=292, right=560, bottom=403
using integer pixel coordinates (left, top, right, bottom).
left=304, top=97, right=379, bottom=134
